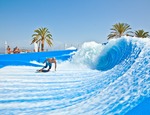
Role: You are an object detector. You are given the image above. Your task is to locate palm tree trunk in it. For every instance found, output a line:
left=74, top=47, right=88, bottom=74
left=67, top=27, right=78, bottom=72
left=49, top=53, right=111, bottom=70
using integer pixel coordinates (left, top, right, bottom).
left=41, top=40, right=44, bottom=51
left=38, top=41, right=41, bottom=52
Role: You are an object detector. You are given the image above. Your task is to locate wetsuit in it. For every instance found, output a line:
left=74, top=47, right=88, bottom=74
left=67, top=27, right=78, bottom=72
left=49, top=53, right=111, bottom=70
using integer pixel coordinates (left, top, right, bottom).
left=41, top=61, right=52, bottom=72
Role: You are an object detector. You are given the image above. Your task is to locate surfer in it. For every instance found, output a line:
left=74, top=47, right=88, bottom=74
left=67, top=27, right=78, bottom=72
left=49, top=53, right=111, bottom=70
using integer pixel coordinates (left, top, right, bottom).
left=37, top=57, right=57, bottom=72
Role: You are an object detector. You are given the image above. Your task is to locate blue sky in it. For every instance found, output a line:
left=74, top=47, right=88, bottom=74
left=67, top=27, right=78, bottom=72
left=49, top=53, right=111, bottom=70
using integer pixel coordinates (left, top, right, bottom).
left=0, top=0, right=150, bottom=50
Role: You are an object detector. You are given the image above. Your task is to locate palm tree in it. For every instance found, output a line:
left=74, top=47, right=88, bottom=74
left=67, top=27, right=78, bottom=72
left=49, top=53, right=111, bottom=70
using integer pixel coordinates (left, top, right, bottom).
left=134, top=29, right=150, bottom=38
left=107, top=23, right=133, bottom=40
left=31, top=27, right=53, bottom=51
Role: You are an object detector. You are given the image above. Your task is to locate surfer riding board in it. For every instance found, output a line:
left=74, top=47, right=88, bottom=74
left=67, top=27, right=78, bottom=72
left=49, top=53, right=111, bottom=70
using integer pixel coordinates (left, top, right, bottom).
left=36, top=57, right=57, bottom=72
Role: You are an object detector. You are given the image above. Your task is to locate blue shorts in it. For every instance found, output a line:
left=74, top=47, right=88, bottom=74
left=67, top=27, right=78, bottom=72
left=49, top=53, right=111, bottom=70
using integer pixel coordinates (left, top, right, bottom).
left=44, top=61, right=52, bottom=70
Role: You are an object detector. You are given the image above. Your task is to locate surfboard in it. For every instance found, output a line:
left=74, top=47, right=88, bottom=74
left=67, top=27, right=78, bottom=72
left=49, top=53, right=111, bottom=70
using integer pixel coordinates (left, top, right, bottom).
left=36, top=70, right=49, bottom=73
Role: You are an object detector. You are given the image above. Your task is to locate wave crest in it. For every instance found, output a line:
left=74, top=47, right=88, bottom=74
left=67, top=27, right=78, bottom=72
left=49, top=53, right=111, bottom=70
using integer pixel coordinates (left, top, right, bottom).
left=96, top=38, right=132, bottom=71
left=71, top=37, right=149, bottom=71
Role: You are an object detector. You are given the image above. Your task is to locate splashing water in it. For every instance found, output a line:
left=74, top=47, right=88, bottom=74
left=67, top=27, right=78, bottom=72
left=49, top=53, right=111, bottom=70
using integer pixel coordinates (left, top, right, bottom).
left=0, top=37, right=150, bottom=115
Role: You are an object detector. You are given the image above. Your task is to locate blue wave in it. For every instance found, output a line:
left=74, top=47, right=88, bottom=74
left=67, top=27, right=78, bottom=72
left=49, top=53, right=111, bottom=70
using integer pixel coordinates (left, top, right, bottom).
left=95, top=37, right=150, bottom=114
left=71, top=37, right=150, bottom=114
left=0, top=37, right=150, bottom=115
left=96, top=38, right=141, bottom=71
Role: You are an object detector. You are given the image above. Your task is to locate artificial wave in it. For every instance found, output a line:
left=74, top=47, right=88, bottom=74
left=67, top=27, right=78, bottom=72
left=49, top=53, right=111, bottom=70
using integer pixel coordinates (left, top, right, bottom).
left=0, top=37, right=150, bottom=115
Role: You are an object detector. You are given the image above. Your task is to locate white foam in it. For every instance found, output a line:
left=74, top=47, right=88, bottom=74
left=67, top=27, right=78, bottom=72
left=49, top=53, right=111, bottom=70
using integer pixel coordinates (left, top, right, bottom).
left=71, top=41, right=104, bottom=68
left=0, top=38, right=150, bottom=115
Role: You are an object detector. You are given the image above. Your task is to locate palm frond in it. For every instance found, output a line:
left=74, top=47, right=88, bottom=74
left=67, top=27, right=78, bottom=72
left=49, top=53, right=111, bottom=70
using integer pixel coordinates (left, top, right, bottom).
left=107, top=22, right=133, bottom=39
left=31, top=27, right=53, bottom=51
left=134, top=29, right=150, bottom=38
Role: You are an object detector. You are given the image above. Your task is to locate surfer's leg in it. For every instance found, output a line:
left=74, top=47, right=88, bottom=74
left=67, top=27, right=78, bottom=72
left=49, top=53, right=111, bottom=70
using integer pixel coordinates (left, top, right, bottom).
left=37, top=61, right=49, bottom=72
left=43, top=61, right=48, bottom=69
left=48, top=63, right=52, bottom=70
left=39, top=61, right=48, bottom=71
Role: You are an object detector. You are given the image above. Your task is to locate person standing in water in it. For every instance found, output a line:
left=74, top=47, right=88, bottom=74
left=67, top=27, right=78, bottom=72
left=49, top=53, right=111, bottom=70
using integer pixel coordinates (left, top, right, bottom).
left=37, top=57, right=57, bottom=72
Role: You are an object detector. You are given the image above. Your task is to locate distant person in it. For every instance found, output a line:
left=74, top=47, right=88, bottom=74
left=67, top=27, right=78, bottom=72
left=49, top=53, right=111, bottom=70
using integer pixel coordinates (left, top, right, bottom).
left=37, top=57, right=57, bottom=72
left=7, top=46, right=12, bottom=54
left=13, top=46, right=20, bottom=53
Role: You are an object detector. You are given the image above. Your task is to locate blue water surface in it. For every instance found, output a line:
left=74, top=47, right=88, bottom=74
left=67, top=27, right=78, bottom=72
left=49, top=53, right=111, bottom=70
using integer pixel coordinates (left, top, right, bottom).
left=0, top=37, right=150, bottom=115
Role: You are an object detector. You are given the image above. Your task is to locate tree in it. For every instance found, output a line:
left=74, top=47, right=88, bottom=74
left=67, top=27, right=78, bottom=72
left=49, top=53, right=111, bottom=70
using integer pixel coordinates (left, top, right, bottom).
left=107, top=23, right=133, bottom=40
left=134, top=29, right=150, bottom=38
left=31, top=27, right=53, bottom=51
